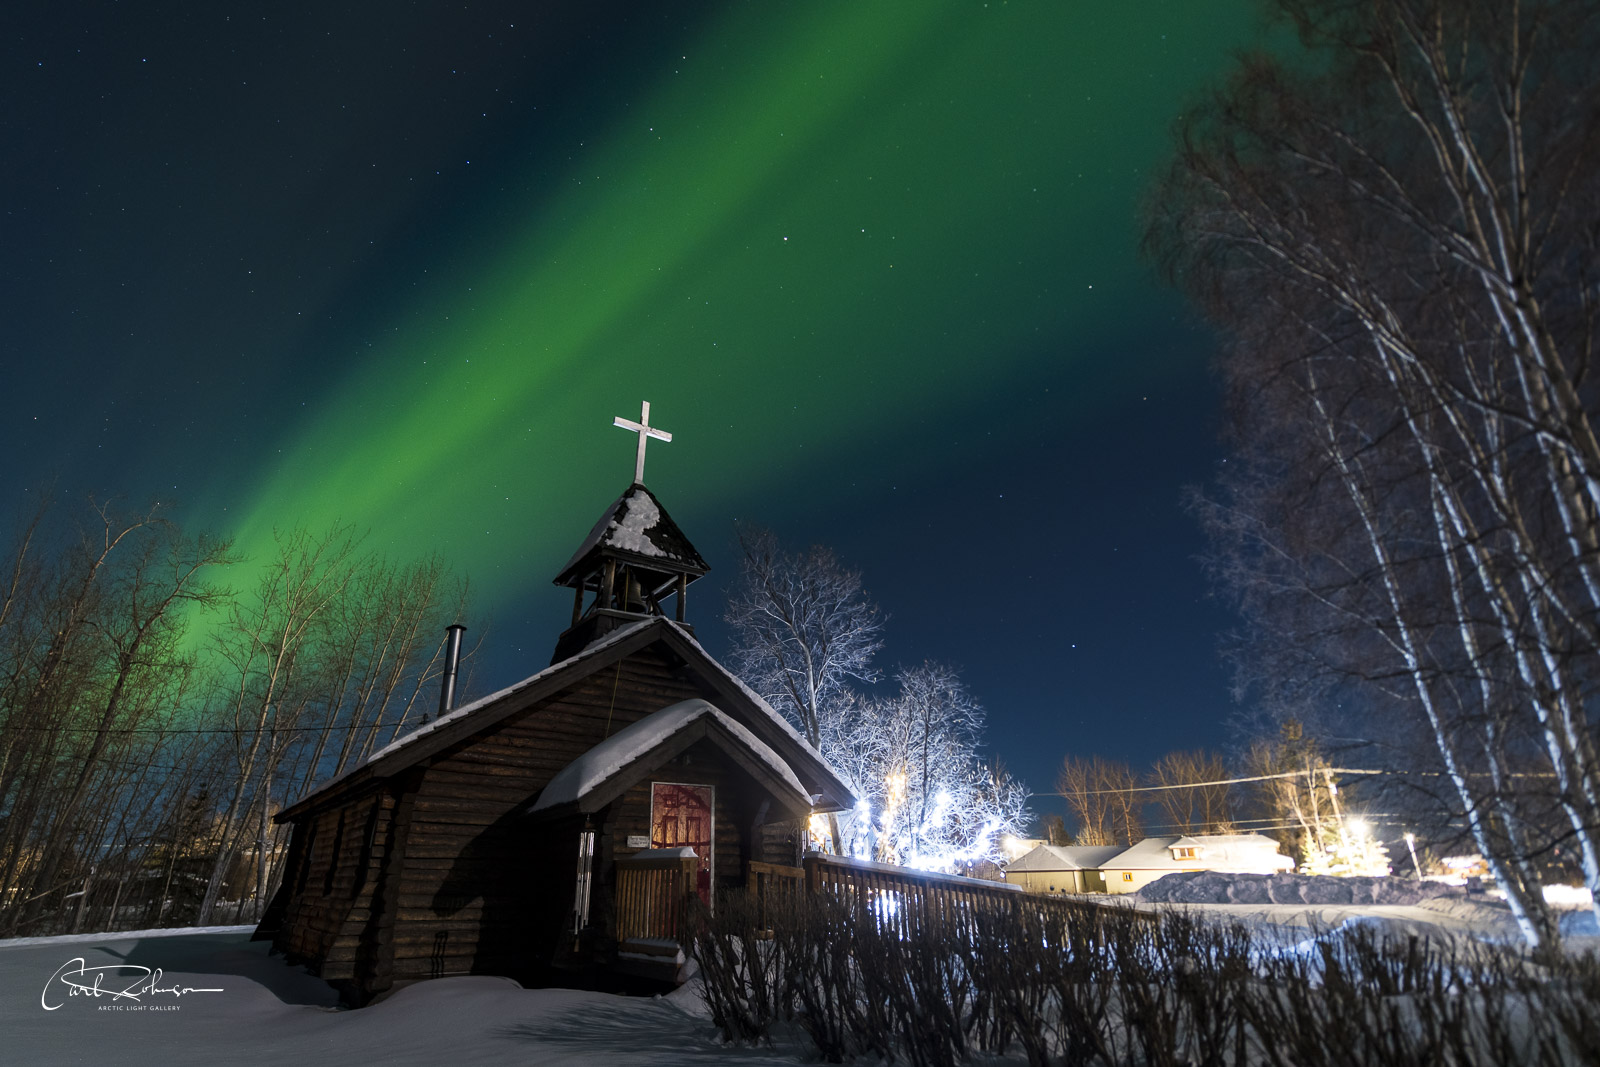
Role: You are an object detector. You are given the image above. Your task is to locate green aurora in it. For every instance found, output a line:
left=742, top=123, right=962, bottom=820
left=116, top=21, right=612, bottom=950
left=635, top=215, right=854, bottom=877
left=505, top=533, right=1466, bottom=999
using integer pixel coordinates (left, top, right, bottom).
left=212, top=1, right=1263, bottom=604
left=5, top=0, right=1269, bottom=791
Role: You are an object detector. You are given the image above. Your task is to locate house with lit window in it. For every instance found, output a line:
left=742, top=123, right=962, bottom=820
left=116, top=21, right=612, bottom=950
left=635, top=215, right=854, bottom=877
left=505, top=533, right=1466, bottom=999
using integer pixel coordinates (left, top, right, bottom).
left=1099, top=833, right=1293, bottom=894
left=254, top=461, right=855, bottom=1004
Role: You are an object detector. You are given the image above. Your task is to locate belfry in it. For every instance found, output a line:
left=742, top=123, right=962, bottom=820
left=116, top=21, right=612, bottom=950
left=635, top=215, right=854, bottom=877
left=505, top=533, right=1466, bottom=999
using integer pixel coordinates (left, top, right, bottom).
left=551, top=402, right=710, bottom=660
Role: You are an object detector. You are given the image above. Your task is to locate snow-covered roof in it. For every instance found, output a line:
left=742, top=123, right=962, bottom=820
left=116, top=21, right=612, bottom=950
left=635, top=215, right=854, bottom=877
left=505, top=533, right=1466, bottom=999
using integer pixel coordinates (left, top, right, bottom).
left=280, top=619, right=659, bottom=815
left=529, top=698, right=810, bottom=814
left=659, top=619, right=819, bottom=759
left=1103, top=834, right=1293, bottom=873
left=279, top=615, right=857, bottom=821
left=553, top=484, right=708, bottom=588
left=1006, top=844, right=1126, bottom=872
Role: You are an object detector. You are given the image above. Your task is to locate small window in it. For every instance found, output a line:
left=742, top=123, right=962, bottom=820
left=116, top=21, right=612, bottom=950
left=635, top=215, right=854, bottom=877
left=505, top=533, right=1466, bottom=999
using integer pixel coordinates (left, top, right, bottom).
left=1122, top=872, right=1134, bottom=881
left=1173, top=847, right=1198, bottom=859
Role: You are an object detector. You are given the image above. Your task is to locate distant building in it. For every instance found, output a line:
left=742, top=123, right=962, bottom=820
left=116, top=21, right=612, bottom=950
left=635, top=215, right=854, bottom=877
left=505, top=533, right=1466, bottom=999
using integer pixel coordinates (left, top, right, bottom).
left=1100, top=834, right=1293, bottom=894
left=1004, top=844, right=1125, bottom=894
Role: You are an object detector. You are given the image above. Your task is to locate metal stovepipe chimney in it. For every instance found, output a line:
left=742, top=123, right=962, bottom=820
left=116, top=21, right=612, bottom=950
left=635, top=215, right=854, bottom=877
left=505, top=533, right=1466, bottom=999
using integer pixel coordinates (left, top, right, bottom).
left=438, top=623, right=467, bottom=715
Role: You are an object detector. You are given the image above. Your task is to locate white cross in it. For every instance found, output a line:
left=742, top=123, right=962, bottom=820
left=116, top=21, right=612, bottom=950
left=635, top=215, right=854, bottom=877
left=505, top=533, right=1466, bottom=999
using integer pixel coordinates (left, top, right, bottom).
left=613, top=400, right=672, bottom=484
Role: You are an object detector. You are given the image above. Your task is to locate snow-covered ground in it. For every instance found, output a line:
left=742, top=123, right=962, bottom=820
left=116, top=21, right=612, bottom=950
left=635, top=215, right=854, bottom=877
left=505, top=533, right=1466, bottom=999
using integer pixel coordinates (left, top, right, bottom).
left=1126, top=871, right=1600, bottom=953
left=3, top=879, right=1594, bottom=1066
left=0, top=927, right=802, bottom=1066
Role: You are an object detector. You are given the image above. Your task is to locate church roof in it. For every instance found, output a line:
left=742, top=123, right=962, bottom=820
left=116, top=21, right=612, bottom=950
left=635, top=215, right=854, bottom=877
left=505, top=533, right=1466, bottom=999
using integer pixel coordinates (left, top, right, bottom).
left=528, top=698, right=811, bottom=817
left=277, top=616, right=854, bottom=821
left=553, top=483, right=708, bottom=591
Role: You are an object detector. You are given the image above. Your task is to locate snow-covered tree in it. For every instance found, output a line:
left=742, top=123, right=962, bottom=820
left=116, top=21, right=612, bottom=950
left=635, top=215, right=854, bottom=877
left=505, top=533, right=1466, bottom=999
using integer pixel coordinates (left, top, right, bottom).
left=824, top=664, right=1030, bottom=871
left=726, top=531, right=1029, bottom=870
left=1301, top=817, right=1392, bottom=878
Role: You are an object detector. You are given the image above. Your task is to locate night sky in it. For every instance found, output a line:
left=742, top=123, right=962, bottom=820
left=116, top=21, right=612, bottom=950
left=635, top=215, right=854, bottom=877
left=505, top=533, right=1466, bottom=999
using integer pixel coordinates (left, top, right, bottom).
left=4, top=1, right=1269, bottom=826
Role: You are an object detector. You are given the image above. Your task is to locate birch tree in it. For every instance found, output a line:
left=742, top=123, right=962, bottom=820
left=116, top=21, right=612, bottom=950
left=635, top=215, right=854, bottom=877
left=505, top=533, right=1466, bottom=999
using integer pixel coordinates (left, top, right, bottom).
left=1150, top=0, right=1599, bottom=951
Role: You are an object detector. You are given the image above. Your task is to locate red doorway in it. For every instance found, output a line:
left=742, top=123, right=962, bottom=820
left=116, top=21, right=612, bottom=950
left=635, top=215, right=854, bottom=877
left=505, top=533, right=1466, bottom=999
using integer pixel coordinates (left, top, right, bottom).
left=650, top=782, right=712, bottom=904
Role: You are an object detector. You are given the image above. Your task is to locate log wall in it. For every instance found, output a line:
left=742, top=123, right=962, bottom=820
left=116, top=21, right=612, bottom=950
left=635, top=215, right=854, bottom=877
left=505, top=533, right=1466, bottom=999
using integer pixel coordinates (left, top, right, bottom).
left=273, top=789, right=391, bottom=978
left=272, top=640, right=815, bottom=996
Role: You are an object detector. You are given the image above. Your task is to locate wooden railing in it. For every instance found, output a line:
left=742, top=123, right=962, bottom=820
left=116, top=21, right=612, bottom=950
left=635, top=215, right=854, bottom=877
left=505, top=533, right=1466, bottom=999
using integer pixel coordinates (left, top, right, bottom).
left=623, top=849, right=1142, bottom=961
left=615, top=848, right=700, bottom=946
left=803, top=852, right=1021, bottom=936
left=745, top=859, right=805, bottom=934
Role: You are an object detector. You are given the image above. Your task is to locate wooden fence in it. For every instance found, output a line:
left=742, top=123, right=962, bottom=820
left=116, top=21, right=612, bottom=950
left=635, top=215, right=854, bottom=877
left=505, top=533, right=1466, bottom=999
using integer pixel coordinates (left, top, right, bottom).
left=800, top=853, right=1023, bottom=936
left=622, top=849, right=1144, bottom=954
left=614, top=849, right=700, bottom=946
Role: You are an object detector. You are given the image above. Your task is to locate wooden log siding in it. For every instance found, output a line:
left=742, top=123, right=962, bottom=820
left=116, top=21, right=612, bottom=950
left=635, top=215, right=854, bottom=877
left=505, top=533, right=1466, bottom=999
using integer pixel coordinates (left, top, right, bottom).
left=267, top=634, right=852, bottom=998
left=382, top=647, right=710, bottom=981
left=275, top=791, right=392, bottom=977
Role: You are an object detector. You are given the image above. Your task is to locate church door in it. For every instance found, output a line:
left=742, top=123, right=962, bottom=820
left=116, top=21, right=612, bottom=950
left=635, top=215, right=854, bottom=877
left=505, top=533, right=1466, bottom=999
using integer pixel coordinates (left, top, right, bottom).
left=650, top=782, right=713, bottom=904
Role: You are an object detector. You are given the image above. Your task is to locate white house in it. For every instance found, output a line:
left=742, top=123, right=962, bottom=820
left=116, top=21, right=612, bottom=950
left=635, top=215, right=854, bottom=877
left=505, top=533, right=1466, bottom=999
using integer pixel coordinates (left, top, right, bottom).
left=1004, top=844, right=1126, bottom=894
left=1099, top=834, right=1294, bottom=894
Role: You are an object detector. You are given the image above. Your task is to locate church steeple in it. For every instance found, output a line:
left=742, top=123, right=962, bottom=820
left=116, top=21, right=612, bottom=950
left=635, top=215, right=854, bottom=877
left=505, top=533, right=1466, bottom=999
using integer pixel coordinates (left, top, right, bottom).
left=550, top=403, right=709, bottom=662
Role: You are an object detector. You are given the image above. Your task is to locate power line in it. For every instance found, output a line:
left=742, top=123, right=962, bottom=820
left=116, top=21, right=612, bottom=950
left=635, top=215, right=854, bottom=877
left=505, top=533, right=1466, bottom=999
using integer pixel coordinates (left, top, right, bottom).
left=1050, top=768, right=1385, bottom=797
left=1051, top=766, right=1557, bottom=798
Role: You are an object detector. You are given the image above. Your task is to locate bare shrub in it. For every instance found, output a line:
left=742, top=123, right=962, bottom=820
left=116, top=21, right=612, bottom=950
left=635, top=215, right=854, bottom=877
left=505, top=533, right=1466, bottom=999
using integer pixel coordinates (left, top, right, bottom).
left=695, top=885, right=1600, bottom=1066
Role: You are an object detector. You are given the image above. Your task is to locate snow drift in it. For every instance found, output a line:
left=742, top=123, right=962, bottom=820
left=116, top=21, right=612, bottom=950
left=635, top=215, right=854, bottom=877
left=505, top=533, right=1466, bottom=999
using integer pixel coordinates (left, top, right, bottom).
left=1137, top=870, right=1468, bottom=906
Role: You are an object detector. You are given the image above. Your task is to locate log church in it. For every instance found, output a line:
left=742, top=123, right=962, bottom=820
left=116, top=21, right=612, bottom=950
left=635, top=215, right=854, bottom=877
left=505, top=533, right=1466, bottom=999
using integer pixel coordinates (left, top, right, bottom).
left=254, top=404, right=855, bottom=1003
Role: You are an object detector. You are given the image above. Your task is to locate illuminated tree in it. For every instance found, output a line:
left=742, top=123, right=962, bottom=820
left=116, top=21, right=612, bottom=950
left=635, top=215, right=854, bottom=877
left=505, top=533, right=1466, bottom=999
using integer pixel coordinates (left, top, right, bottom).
left=726, top=530, right=1026, bottom=869
left=724, top=524, right=883, bottom=749
left=827, top=665, right=1030, bottom=870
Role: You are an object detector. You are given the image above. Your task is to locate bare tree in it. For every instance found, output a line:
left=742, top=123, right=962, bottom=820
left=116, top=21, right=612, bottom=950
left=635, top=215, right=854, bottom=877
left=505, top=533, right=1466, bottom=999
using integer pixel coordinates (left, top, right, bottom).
left=1150, top=0, right=1598, bottom=950
left=725, top=525, right=884, bottom=854
left=725, top=529, right=1027, bottom=867
left=197, top=524, right=365, bottom=923
left=16, top=520, right=230, bottom=929
left=0, top=500, right=231, bottom=935
left=0, top=496, right=465, bottom=936
left=197, top=525, right=466, bottom=922
left=724, top=524, right=883, bottom=748
left=826, top=663, right=1030, bottom=868
left=1149, top=750, right=1235, bottom=836
left=1057, top=756, right=1144, bottom=847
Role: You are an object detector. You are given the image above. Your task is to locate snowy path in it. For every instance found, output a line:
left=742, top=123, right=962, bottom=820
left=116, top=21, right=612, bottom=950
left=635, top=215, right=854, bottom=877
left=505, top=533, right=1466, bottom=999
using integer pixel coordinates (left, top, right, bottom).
left=0, top=928, right=803, bottom=1066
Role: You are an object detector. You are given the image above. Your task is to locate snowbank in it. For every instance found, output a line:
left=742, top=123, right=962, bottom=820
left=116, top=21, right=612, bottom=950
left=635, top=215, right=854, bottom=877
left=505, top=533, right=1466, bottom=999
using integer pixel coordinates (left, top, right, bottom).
left=0, top=928, right=790, bottom=1066
left=1137, top=870, right=1467, bottom=906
